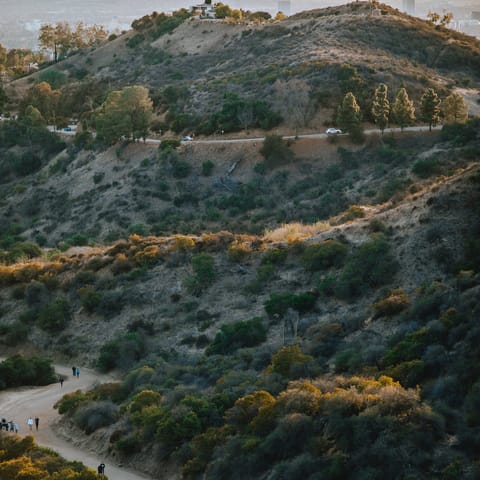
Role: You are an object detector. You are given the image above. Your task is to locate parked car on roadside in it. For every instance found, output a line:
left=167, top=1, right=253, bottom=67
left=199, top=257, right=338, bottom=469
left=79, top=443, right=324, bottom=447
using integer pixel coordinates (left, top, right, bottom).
left=326, top=128, right=342, bottom=135
left=181, top=135, right=193, bottom=141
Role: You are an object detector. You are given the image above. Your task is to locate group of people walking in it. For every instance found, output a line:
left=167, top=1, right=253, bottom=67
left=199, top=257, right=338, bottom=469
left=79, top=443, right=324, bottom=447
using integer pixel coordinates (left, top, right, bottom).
left=1, top=417, right=19, bottom=433
left=27, top=416, right=40, bottom=431
left=2, top=417, right=39, bottom=433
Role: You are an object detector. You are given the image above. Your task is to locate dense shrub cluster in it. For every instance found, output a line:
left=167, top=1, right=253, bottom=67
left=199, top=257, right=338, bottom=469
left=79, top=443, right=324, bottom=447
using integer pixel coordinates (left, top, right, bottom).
left=260, top=135, right=294, bottom=170
left=264, top=291, right=317, bottom=317
left=97, top=332, right=146, bottom=372
left=302, top=240, right=348, bottom=271
left=185, top=254, right=216, bottom=296
left=0, top=355, right=56, bottom=389
left=328, top=234, right=398, bottom=300
left=206, top=317, right=267, bottom=355
left=0, top=434, right=98, bottom=479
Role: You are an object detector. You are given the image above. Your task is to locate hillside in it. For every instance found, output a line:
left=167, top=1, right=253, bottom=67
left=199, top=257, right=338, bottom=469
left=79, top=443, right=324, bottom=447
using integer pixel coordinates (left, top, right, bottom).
left=1, top=2, right=480, bottom=479
left=9, top=2, right=480, bottom=127
left=0, top=118, right=479, bottom=477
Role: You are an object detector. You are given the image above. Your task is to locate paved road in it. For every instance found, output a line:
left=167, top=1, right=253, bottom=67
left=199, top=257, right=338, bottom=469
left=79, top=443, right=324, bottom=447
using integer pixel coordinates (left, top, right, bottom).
left=0, top=361, right=153, bottom=480
left=50, top=125, right=443, bottom=145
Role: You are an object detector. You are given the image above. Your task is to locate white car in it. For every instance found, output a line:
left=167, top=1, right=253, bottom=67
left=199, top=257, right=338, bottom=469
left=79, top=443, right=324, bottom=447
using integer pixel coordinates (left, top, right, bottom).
left=181, top=135, right=193, bottom=141
left=326, top=128, right=342, bottom=135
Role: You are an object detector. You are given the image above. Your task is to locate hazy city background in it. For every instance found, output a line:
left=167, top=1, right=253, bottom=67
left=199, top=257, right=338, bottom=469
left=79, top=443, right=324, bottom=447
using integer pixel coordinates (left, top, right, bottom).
left=1, top=0, right=479, bottom=48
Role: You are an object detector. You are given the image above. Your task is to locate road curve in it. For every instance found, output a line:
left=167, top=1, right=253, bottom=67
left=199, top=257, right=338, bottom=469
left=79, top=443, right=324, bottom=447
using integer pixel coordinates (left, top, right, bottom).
left=0, top=362, right=153, bottom=480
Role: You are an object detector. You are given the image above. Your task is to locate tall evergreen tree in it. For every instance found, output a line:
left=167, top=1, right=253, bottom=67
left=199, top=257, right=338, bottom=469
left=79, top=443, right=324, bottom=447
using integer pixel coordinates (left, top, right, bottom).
left=392, top=88, right=415, bottom=131
left=420, top=88, right=441, bottom=131
left=337, top=92, right=363, bottom=142
left=371, top=83, right=390, bottom=134
left=443, top=92, right=468, bottom=124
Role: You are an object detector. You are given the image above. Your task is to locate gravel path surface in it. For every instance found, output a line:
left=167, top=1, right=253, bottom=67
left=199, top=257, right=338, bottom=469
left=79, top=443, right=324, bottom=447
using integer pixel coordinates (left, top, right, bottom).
left=0, top=361, right=153, bottom=480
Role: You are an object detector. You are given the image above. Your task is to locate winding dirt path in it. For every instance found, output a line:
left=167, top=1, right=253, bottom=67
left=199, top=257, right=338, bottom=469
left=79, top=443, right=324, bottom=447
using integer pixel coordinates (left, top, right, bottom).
left=0, top=362, right=153, bottom=480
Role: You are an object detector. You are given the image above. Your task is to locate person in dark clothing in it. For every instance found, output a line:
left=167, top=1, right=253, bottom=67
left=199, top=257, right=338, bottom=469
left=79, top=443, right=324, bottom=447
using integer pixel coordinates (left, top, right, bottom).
left=59, top=377, right=64, bottom=387
left=97, top=463, right=105, bottom=475
left=35, top=417, right=39, bottom=430
left=72, top=366, right=76, bottom=376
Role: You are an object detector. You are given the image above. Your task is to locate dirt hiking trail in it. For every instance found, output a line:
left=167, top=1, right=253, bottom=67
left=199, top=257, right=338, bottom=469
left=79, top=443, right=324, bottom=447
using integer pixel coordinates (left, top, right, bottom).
left=0, top=362, right=154, bottom=480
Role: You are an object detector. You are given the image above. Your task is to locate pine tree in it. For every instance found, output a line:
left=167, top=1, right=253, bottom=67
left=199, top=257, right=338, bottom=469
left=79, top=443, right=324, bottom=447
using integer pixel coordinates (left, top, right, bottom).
left=337, top=92, right=363, bottom=142
left=392, top=88, right=415, bottom=131
left=371, top=83, right=390, bottom=134
left=443, top=92, right=468, bottom=124
left=420, top=88, right=441, bottom=131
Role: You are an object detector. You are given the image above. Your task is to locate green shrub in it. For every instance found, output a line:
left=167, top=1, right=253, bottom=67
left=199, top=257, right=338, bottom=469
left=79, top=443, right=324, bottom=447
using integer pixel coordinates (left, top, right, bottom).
left=260, top=135, right=294, bottom=170
left=37, top=298, right=71, bottom=333
left=0, top=355, right=56, bottom=389
left=78, top=286, right=101, bottom=313
left=6, top=241, right=42, bottom=263
left=373, top=289, right=410, bottom=317
left=269, top=345, right=313, bottom=377
left=74, top=400, right=119, bottom=434
left=412, top=158, right=440, bottom=178
left=129, top=390, right=162, bottom=413
left=202, top=160, right=215, bottom=176
left=385, top=359, right=427, bottom=387
left=302, top=240, right=348, bottom=271
left=206, top=317, right=267, bottom=355
left=382, top=326, right=433, bottom=367
left=126, top=33, right=145, bottom=48
left=185, top=254, right=216, bottom=296
left=262, top=248, right=288, bottom=265
left=264, top=292, right=317, bottom=317
left=159, top=138, right=181, bottom=151
left=338, top=205, right=365, bottom=223
left=116, top=436, right=142, bottom=455
left=25, top=281, right=49, bottom=307
left=441, top=118, right=480, bottom=145
left=334, top=234, right=398, bottom=300
left=54, top=389, right=89, bottom=415
left=170, top=158, right=192, bottom=178
left=97, top=332, right=146, bottom=372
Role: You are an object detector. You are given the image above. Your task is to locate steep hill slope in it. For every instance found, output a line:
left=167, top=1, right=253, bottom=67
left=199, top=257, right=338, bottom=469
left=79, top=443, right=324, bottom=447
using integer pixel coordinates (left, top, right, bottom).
left=0, top=123, right=478, bottom=478
left=1, top=3, right=480, bottom=478
left=11, top=2, right=480, bottom=126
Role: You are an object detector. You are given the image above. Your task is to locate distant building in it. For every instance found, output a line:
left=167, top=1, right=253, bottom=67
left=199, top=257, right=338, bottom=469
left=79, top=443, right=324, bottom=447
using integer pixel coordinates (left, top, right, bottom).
left=402, top=0, right=415, bottom=15
left=278, top=0, right=291, bottom=16
left=191, top=1, right=217, bottom=18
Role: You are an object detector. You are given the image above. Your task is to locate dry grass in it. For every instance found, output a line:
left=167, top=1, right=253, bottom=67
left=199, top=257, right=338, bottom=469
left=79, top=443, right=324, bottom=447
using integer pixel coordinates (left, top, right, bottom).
left=263, top=221, right=331, bottom=243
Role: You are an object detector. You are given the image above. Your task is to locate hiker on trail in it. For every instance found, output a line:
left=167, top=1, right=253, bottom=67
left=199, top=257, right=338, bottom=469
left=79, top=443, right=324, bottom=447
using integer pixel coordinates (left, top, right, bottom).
left=13, top=422, right=18, bottom=433
left=8, top=420, right=14, bottom=432
left=35, top=417, right=39, bottom=430
left=27, top=417, right=33, bottom=430
left=59, top=377, right=64, bottom=387
left=97, top=463, right=105, bottom=475
left=76, top=367, right=80, bottom=378
left=72, top=366, right=76, bottom=376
